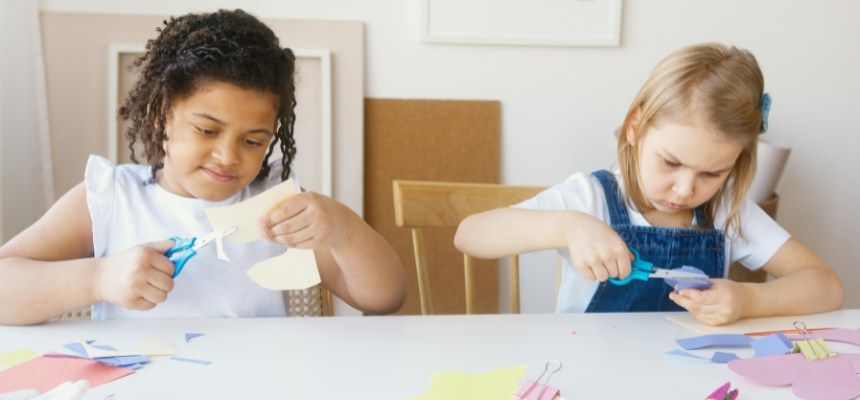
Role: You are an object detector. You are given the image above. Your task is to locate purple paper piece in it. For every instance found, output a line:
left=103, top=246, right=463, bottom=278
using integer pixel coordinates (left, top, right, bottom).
left=664, top=266, right=713, bottom=291
left=677, top=334, right=751, bottom=350
left=752, top=333, right=793, bottom=358
left=786, top=328, right=860, bottom=346
left=729, top=352, right=860, bottom=400
left=711, top=351, right=740, bottom=363
left=170, top=356, right=212, bottom=366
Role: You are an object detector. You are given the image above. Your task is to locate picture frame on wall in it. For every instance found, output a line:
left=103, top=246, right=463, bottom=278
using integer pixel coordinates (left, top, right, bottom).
left=420, top=0, right=623, bottom=47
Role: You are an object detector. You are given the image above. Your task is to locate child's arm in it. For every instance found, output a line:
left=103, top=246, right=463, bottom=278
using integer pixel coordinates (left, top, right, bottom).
left=455, top=207, right=633, bottom=282
left=261, top=191, right=406, bottom=314
left=0, top=183, right=176, bottom=325
left=670, top=238, right=843, bottom=325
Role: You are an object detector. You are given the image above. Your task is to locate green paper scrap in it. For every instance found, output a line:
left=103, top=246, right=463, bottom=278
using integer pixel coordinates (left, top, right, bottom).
left=0, top=349, right=39, bottom=367
left=413, top=365, right=527, bottom=400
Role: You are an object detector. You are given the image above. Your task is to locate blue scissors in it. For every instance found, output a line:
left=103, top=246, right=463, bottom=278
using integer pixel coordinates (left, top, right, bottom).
left=165, top=227, right=237, bottom=278
left=608, top=248, right=709, bottom=286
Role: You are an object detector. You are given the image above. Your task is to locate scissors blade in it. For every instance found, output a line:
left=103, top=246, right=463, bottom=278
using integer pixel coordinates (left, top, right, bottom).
left=649, top=268, right=708, bottom=280
left=192, top=226, right=238, bottom=251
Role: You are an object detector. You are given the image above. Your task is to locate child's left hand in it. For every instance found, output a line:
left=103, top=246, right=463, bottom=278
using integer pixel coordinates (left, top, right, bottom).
left=259, top=191, right=356, bottom=250
left=669, top=279, right=751, bottom=326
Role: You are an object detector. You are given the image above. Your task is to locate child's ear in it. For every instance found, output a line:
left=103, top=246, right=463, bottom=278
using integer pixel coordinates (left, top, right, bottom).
left=625, top=107, right=642, bottom=145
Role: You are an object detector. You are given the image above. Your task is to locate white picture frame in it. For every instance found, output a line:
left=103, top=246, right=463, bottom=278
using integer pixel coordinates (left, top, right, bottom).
left=421, top=0, right=623, bottom=47
left=106, top=45, right=333, bottom=197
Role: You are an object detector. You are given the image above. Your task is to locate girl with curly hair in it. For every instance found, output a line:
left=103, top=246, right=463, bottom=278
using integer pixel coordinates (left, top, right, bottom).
left=0, top=9, right=406, bottom=324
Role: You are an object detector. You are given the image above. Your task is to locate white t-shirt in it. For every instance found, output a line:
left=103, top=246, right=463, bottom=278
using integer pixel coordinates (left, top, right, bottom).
left=85, top=155, right=295, bottom=319
left=513, top=171, right=790, bottom=313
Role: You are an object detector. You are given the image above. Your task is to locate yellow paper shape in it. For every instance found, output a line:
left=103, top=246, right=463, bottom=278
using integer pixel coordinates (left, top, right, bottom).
left=205, top=178, right=301, bottom=244
left=792, top=338, right=836, bottom=360
left=246, top=248, right=321, bottom=290
left=0, top=348, right=39, bottom=367
left=422, top=365, right=526, bottom=400
left=666, top=314, right=829, bottom=334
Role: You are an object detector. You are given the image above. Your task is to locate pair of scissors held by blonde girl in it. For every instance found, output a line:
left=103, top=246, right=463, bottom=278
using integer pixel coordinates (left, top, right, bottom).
left=165, top=226, right=237, bottom=278
left=608, top=248, right=713, bottom=290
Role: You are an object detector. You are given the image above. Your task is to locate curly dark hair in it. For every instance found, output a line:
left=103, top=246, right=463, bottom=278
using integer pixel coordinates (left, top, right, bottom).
left=119, top=9, right=297, bottom=181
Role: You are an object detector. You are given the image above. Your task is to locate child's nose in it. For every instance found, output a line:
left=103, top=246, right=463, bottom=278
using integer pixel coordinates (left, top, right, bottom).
left=672, top=174, right=695, bottom=198
left=213, top=140, right=240, bottom=165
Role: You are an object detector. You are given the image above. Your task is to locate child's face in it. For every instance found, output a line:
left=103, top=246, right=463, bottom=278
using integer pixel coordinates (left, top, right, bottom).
left=160, top=80, right=278, bottom=201
left=632, top=115, right=744, bottom=215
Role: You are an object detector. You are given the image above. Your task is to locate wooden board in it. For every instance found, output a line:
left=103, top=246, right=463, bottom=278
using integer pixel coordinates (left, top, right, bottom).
left=364, top=99, right=501, bottom=314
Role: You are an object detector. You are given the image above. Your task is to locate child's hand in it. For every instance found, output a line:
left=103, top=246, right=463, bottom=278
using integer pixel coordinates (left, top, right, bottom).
left=669, top=279, right=750, bottom=325
left=564, top=212, right=633, bottom=282
left=260, top=191, right=356, bottom=250
left=93, top=240, right=175, bottom=311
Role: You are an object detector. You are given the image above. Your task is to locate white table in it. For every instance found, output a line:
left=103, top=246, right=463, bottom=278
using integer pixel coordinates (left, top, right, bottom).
left=1, top=310, right=858, bottom=399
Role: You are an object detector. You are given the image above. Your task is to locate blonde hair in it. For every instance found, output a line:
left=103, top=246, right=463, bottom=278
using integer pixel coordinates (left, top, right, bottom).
left=617, top=43, right=765, bottom=236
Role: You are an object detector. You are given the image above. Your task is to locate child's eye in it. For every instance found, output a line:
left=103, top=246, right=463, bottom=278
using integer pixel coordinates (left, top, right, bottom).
left=663, top=159, right=681, bottom=168
left=244, top=138, right=263, bottom=147
left=195, top=126, right=216, bottom=136
left=703, top=172, right=722, bottom=178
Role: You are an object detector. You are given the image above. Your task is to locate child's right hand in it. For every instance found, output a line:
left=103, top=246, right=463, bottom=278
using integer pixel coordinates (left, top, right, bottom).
left=564, top=212, right=633, bottom=282
left=93, top=240, right=176, bottom=310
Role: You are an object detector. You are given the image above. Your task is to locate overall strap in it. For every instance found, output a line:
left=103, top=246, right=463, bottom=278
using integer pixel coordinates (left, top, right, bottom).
left=694, top=207, right=711, bottom=228
left=590, top=170, right=630, bottom=225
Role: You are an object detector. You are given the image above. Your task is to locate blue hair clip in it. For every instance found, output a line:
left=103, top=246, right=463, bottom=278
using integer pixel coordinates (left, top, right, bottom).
left=759, top=92, right=772, bottom=133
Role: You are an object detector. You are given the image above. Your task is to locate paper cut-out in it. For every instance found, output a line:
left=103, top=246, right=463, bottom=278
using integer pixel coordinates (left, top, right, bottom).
left=711, top=351, right=740, bottom=364
left=666, top=314, right=829, bottom=334
left=57, top=343, right=149, bottom=369
left=728, top=352, right=860, bottom=400
left=665, top=349, right=740, bottom=364
left=0, top=355, right=132, bottom=392
left=205, top=179, right=321, bottom=290
left=663, top=266, right=712, bottom=291
left=676, top=334, right=751, bottom=350
left=170, top=356, right=211, bottom=366
left=245, top=248, right=320, bottom=290
left=0, top=349, right=39, bottom=368
left=205, top=178, right=299, bottom=244
left=185, top=333, right=205, bottom=343
left=411, top=365, right=526, bottom=400
left=73, top=337, right=177, bottom=359
left=751, top=333, right=793, bottom=357
left=786, top=328, right=860, bottom=346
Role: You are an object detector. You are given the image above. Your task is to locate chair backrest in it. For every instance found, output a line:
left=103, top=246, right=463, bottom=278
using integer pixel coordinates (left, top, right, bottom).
left=393, top=180, right=545, bottom=315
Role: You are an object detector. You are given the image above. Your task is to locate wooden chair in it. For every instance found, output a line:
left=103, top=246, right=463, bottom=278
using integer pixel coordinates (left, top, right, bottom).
left=393, top=180, right=545, bottom=315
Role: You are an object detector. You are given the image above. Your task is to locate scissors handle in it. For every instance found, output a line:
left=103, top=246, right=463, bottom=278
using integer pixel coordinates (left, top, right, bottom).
left=608, top=248, right=654, bottom=285
left=165, top=236, right=197, bottom=278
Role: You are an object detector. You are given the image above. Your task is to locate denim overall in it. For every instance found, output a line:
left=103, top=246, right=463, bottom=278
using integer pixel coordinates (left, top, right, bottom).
left=584, top=170, right=726, bottom=312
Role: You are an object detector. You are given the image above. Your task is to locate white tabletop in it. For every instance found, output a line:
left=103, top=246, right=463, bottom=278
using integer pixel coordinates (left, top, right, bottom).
left=1, top=310, right=859, bottom=399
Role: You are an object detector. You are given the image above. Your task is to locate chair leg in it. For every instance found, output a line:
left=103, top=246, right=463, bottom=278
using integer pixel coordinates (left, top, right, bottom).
left=509, top=256, right=520, bottom=314
left=412, top=229, right=433, bottom=315
left=464, top=254, right=474, bottom=314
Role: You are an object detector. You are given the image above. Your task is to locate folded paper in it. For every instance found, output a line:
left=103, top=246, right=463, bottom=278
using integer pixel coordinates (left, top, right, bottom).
left=205, top=179, right=320, bottom=290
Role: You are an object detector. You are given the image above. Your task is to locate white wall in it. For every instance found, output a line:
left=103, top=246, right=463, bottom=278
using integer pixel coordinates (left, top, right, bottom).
left=1, top=0, right=52, bottom=244
left=18, top=0, right=860, bottom=310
